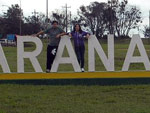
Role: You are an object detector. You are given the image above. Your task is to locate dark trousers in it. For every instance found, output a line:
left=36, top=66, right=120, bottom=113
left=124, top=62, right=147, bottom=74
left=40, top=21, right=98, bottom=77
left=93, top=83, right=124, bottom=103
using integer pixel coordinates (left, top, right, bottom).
left=46, top=45, right=58, bottom=70
left=75, top=46, right=85, bottom=68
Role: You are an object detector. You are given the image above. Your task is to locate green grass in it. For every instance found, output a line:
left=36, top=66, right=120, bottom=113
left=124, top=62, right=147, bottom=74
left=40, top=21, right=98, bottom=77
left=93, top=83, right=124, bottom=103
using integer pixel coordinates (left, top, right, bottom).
left=0, top=84, right=150, bottom=113
left=0, top=38, right=150, bottom=72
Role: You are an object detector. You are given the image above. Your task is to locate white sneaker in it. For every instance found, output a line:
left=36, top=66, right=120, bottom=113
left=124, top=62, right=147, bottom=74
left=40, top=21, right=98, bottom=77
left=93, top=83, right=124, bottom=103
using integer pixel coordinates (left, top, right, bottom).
left=81, top=68, right=85, bottom=72
left=46, top=69, right=50, bottom=73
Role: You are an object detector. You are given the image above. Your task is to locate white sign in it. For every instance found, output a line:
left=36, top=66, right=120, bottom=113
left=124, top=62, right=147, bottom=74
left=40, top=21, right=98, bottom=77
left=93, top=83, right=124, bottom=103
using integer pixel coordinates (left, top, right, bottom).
left=17, top=36, right=43, bottom=73
left=88, top=35, right=114, bottom=72
left=122, top=34, right=150, bottom=71
left=0, top=44, right=10, bottom=73
left=51, top=36, right=81, bottom=72
left=0, top=34, right=150, bottom=73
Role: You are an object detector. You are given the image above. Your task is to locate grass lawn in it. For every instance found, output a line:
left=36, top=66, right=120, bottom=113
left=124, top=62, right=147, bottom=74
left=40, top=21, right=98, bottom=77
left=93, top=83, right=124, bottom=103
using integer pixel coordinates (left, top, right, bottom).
left=0, top=84, right=150, bottom=113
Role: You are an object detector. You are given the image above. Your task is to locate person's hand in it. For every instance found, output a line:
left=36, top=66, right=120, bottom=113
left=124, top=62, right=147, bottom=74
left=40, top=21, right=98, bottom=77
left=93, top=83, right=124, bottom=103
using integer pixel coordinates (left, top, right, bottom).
left=86, top=34, right=90, bottom=39
left=68, top=33, right=72, bottom=37
left=56, top=34, right=60, bottom=38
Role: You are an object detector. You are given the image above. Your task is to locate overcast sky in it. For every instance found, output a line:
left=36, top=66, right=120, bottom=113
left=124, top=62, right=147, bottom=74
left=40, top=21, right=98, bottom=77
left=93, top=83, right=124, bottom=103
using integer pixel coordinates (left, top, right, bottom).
left=0, top=0, right=150, bottom=35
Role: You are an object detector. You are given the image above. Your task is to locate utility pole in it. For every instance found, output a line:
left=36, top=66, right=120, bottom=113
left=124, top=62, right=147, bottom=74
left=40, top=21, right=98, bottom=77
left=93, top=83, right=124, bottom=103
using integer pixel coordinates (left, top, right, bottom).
left=19, top=0, right=22, bottom=35
left=62, top=4, right=71, bottom=32
left=32, top=9, right=38, bottom=17
left=70, top=11, right=72, bottom=32
left=110, top=2, right=113, bottom=34
left=46, top=0, right=48, bottom=23
left=149, top=10, right=150, bottom=37
left=149, top=10, right=150, bottom=29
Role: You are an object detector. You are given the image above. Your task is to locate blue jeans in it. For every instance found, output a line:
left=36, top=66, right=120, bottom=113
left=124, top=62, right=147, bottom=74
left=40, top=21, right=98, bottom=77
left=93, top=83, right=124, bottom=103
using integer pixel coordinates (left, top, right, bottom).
left=74, top=46, right=85, bottom=68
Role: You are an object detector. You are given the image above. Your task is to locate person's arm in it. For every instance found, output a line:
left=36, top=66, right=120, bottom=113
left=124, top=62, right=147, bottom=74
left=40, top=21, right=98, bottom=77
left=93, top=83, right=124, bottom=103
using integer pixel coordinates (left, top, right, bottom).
left=35, top=31, right=44, bottom=37
left=83, top=31, right=90, bottom=39
left=66, top=32, right=72, bottom=38
left=56, top=32, right=66, bottom=38
left=56, top=28, right=66, bottom=38
left=86, top=33, right=90, bottom=39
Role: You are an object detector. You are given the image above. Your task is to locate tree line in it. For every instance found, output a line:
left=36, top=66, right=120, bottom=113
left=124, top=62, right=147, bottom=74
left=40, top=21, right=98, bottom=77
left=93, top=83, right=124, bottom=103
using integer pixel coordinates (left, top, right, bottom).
left=0, top=0, right=149, bottom=38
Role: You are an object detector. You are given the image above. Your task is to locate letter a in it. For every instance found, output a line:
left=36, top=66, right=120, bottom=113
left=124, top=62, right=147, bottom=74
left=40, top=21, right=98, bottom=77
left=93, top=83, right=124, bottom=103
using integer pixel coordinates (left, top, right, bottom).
left=122, top=34, right=150, bottom=71
left=51, top=36, right=81, bottom=72
left=0, top=44, right=10, bottom=73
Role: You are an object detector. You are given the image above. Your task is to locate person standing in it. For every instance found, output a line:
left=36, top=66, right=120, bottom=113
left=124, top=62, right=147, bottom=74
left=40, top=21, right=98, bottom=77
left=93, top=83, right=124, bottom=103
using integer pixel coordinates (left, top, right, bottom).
left=69, top=24, right=90, bottom=72
left=35, top=21, right=66, bottom=73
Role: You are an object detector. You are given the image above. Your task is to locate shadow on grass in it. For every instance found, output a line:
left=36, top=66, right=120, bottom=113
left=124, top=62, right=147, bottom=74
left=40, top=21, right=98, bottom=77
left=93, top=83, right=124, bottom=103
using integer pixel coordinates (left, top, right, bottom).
left=1, top=78, right=150, bottom=86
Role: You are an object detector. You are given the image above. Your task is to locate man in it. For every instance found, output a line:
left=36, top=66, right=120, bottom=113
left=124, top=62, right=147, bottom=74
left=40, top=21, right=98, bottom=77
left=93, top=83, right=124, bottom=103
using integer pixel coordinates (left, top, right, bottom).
left=35, top=21, right=66, bottom=73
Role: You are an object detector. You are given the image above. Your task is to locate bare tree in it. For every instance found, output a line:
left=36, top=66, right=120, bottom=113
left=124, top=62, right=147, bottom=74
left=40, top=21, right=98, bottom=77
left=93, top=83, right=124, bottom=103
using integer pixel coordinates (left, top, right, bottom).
left=114, top=0, right=142, bottom=37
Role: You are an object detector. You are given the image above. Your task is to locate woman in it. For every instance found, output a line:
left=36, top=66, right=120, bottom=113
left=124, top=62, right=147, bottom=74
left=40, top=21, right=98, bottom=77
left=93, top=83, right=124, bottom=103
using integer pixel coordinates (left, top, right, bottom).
left=69, top=24, right=90, bottom=72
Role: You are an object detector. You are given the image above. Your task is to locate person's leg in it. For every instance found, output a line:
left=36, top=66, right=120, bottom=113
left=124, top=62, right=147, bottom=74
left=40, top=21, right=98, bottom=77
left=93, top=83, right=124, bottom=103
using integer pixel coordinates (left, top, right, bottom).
left=75, top=46, right=81, bottom=65
left=46, top=46, right=58, bottom=71
left=80, top=45, right=85, bottom=69
left=46, top=45, right=52, bottom=70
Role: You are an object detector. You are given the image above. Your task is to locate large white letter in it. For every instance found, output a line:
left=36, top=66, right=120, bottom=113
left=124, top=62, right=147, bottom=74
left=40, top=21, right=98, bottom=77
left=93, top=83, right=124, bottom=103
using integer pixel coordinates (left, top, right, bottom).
left=51, top=36, right=81, bottom=72
left=0, top=44, right=10, bottom=73
left=17, top=36, right=43, bottom=73
left=88, top=35, right=114, bottom=72
left=122, top=34, right=150, bottom=71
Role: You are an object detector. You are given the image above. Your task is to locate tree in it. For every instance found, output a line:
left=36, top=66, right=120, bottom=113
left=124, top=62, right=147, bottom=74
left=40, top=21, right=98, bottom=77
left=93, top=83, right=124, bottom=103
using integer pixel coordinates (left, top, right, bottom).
left=50, top=9, right=74, bottom=32
left=24, top=14, right=41, bottom=35
left=23, top=12, right=47, bottom=35
left=3, top=4, right=23, bottom=35
left=143, top=26, right=150, bottom=38
left=51, top=10, right=65, bottom=29
left=0, top=16, right=6, bottom=35
left=78, top=0, right=142, bottom=38
left=78, top=2, right=108, bottom=38
left=111, top=0, right=142, bottom=37
left=104, top=0, right=118, bottom=34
